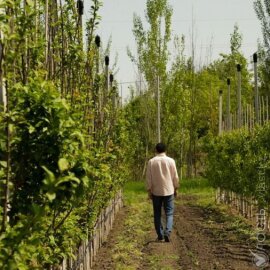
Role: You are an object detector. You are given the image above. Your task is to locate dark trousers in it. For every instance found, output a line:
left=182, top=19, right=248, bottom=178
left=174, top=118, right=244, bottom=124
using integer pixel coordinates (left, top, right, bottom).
left=152, top=194, right=174, bottom=239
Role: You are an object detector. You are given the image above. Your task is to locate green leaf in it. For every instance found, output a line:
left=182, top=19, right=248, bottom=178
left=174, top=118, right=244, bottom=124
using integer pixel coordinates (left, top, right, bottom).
left=46, top=192, right=56, bottom=202
left=56, top=175, right=80, bottom=187
left=28, top=125, right=35, bottom=134
left=42, top=166, right=55, bottom=185
left=58, top=158, right=69, bottom=172
left=0, top=161, right=7, bottom=168
left=26, top=0, right=34, bottom=7
left=71, top=131, right=85, bottom=147
left=49, top=235, right=56, bottom=245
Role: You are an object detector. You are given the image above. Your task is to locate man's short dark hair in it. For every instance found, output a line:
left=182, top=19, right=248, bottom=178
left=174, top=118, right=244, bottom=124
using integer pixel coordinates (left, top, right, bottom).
left=156, top=143, right=166, bottom=153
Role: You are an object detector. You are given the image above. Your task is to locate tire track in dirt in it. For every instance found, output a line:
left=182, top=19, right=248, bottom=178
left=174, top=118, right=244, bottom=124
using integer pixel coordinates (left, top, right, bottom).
left=170, top=194, right=260, bottom=270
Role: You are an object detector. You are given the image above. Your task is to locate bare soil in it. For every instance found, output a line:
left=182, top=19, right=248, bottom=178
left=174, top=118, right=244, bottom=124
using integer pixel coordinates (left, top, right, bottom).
left=92, top=194, right=269, bottom=270
left=92, top=206, right=129, bottom=270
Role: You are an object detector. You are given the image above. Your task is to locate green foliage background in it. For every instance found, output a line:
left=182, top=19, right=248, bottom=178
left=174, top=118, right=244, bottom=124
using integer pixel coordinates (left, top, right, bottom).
left=0, top=0, right=269, bottom=268
left=202, top=124, right=270, bottom=206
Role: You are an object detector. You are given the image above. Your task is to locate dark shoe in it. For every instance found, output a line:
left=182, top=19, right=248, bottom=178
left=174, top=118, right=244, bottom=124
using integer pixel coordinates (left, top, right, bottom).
left=164, top=235, right=170, bottom=242
left=156, top=236, right=164, bottom=242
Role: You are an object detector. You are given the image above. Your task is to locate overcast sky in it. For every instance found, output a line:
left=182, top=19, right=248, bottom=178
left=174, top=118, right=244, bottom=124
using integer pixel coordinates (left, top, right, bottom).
left=85, top=0, right=262, bottom=100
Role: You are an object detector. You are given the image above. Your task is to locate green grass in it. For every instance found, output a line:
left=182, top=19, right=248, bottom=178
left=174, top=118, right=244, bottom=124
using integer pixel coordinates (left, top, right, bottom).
left=109, top=181, right=152, bottom=269
left=178, top=177, right=215, bottom=206
left=125, top=177, right=213, bottom=195
left=180, top=177, right=213, bottom=194
left=146, top=254, right=180, bottom=270
left=124, top=181, right=147, bottom=204
left=124, top=178, right=215, bottom=207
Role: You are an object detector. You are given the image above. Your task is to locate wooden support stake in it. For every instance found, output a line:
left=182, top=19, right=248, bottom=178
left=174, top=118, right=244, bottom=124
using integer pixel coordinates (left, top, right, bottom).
left=237, top=64, right=242, bottom=128
left=254, top=53, right=259, bottom=123
left=219, top=90, right=223, bottom=135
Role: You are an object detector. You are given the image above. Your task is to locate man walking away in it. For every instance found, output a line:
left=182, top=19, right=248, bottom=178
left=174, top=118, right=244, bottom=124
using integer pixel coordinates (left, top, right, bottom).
left=146, top=143, right=179, bottom=242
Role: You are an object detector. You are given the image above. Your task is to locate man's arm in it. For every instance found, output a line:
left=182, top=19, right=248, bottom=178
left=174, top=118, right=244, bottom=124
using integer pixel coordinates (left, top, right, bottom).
left=146, top=160, right=153, bottom=199
left=172, top=160, right=179, bottom=196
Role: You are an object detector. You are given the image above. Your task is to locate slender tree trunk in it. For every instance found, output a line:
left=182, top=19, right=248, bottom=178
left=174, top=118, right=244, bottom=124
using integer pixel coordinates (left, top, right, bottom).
left=1, top=7, right=10, bottom=234
left=45, top=0, right=49, bottom=75
left=187, top=10, right=196, bottom=178
left=1, top=80, right=10, bottom=233
left=34, top=0, right=38, bottom=43
left=22, top=0, right=28, bottom=84
left=59, top=0, right=65, bottom=97
left=0, top=31, right=4, bottom=108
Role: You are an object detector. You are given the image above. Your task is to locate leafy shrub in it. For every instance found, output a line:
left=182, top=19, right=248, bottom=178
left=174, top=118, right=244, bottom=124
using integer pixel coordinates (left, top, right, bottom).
left=202, top=124, right=270, bottom=205
left=0, top=73, right=124, bottom=269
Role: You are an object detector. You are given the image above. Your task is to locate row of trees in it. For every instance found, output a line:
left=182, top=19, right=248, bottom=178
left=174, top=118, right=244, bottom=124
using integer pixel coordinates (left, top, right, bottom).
left=123, top=0, right=263, bottom=180
left=0, top=0, right=129, bottom=268
left=203, top=125, right=270, bottom=205
left=201, top=0, right=270, bottom=236
left=1, top=0, right=270, bottom=267
left=204, top=0, right=270, bottom=194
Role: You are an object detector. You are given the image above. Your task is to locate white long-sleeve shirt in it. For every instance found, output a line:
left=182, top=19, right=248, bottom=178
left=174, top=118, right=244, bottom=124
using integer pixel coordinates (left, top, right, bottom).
left=146, top=153, right=179, bottom=196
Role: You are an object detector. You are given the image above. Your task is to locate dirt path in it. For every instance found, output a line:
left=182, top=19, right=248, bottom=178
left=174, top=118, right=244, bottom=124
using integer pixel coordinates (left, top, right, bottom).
left=91, top=206, right=129, bottom=270
left=172, top=195, right=256, bottom=270
left=92, top=194, right=268, bottom=270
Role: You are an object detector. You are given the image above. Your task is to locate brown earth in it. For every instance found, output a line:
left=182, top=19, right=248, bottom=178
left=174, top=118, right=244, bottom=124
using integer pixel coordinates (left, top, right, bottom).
left=91, top=206, right=129, bottom=270
left=92, top=194, right=269, bottom=270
